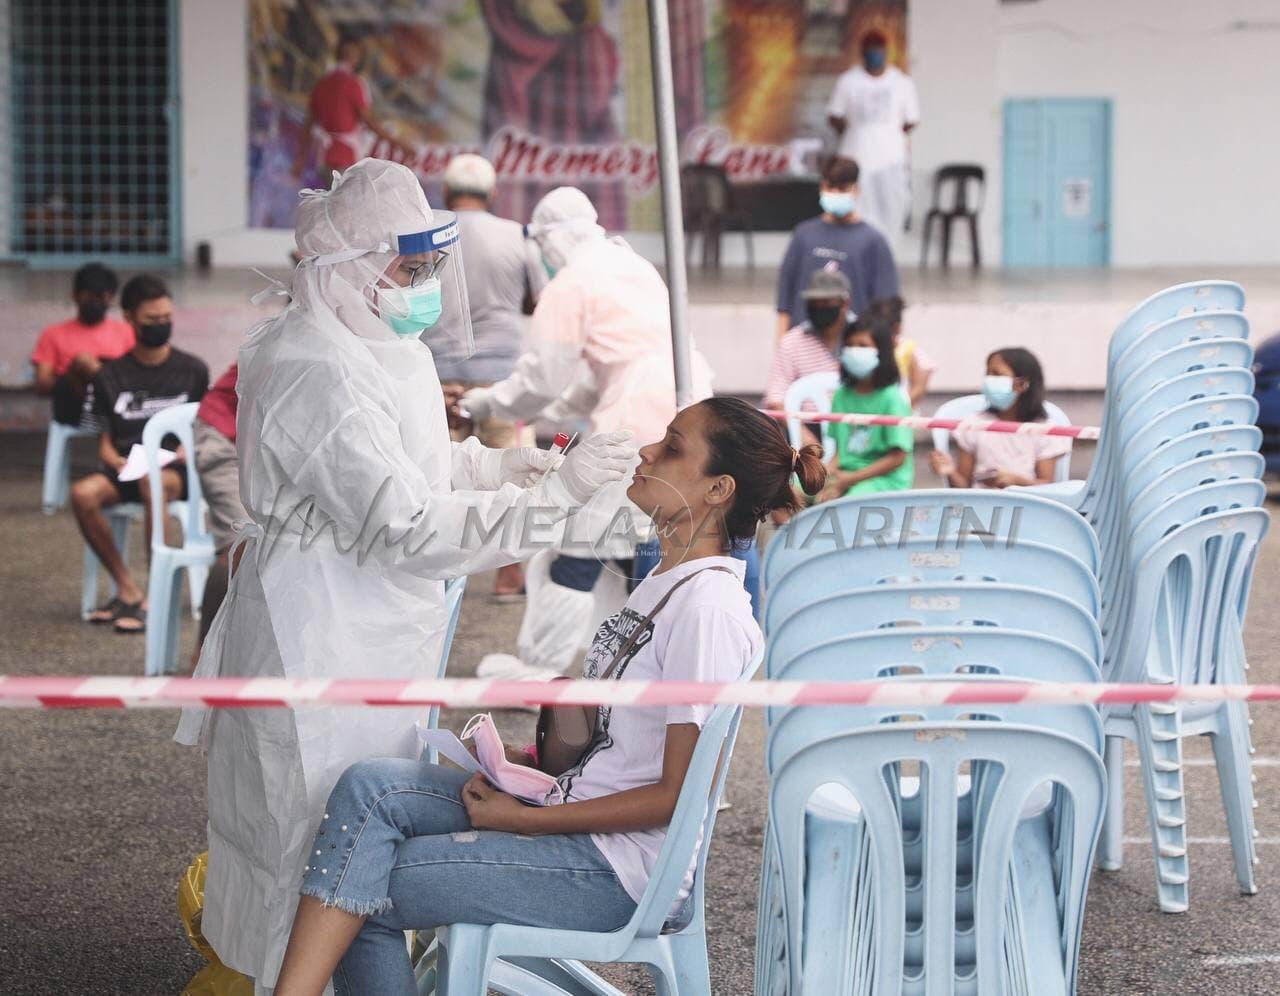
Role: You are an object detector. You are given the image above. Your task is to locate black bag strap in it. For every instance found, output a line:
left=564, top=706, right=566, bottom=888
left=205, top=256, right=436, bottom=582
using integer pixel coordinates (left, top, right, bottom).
left=596, top=565, right=736, bottom=683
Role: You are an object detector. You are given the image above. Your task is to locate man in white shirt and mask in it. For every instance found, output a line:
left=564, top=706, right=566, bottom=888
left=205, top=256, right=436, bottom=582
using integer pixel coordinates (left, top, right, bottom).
left=826, top=29, right=920, bottom=254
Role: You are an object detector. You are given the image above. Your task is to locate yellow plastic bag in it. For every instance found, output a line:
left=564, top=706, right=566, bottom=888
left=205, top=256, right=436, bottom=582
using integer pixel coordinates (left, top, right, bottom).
left=178, top=852, right=254, bottom=996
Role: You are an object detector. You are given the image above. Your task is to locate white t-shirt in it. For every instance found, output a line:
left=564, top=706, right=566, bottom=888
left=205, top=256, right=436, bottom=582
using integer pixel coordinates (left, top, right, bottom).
left=827, top=65, right=920, bottom=173
left=551, top=556, right=761, bottom=905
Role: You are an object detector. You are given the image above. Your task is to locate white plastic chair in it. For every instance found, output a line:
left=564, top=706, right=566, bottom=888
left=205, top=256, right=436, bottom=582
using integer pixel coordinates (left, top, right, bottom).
left=142, top=403, right=215, bottom=675
left=929, top=394, right=1073, bottom=485
left=43, top=420, right=96, bottom=514
left=782, top=370, right=840, bottom=463
left=425, top=649, right=763, bottom=996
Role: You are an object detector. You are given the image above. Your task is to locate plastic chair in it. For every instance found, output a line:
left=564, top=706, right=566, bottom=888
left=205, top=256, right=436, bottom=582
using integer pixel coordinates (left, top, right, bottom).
left=42, top=420, right=96, bottom=514
left=80, top=503, right=144, bottom=619
left=782, top=371, right=840, bottom=463
left=1109, top=283, right=1245, bottom=374
left=1111, top=314, right=1251, bottom=397
left=142, top=403, right=216, bottom=675
left=920, top=164, right=985, bottom=269
left=421, top=577, right=469, bottom=765
left=763, top=536, right=1101, bottom=635
left=1098, top=509, right=1269, bottom=912
left=680, top=163, right=755, bottom=269
left=429, top=649, right=763, bottom=996
left=764, top=490, right=1100, bottom=592
left=768, top=583, right=1102, bottom=670
left=769, top=719, right=1104, bottom=994
left=929, top=394, right=1073, bottom=485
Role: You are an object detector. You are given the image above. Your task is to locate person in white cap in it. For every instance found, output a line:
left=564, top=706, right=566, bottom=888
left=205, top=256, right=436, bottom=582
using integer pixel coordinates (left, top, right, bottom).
left=174, top=159, right=635, bottom=991
left=461, top=185, right=714, bottom=683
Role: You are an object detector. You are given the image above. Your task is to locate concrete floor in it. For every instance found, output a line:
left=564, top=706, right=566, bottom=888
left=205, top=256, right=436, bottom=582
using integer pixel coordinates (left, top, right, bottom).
left=3, top=431, right=1280, bottom=995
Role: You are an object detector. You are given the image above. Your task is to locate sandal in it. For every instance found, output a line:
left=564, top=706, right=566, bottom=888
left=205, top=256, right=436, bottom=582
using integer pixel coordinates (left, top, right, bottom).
left=113, top=601, right=147, bottom=634
left=88, top=597, right=127, bottom=624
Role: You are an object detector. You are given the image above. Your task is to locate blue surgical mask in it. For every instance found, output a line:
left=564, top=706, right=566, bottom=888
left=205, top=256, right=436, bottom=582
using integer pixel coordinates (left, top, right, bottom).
left=819, top=191, right=856, bottom=218
left=983, top=375, right=1018, bottom=411
left=378, top=278, right=443, bottom=336
left=863, top=47, right=887, bottom=72
left=842, top=346, right=880, bottom=380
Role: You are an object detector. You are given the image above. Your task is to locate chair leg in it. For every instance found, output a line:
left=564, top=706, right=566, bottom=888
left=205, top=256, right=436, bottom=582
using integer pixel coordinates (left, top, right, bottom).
left=436, top=926, right=492, bottom=996
left=1212, top=701, right=1259, bottom=895
left=744, top=228, right=755, bottom=270
left=940, top=216, right=953, bottom=268
left=42, top=429, right=68, bottom=514
left=146, top=562, right=179, bottom=676
left=81, top=541, right=101, bottom=620
left=664, top=930, right=712, bottom=995
left=1134, top=704, right=1189, bottom=912
left=1098, top=735, right=1125, bottom=871
left=967, top=212, right=981, bottom=268
left=920, top=214, right=934, bottom=268
left=188, top=562, right=210, bottom=620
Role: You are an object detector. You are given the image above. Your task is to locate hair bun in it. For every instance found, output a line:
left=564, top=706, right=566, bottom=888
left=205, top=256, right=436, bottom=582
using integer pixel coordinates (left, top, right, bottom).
left=793, top=443, right=828, bottom=497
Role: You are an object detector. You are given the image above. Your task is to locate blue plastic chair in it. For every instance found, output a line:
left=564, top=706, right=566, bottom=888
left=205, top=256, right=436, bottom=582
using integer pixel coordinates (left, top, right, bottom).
left=767, top=584, right=1102, bottom=675
left=768, top=718, right=1105, bottom=995
left=763, top=536, right=1101, bottom=634
left=420, top=576, right=469, bottom=765
left=142, top=404, right=216, bottom=675
left=1108, top=282, right=1245, bottom=371
left=1099, top=508, right=1269, bottom=913
left=42, top=420, right=96, bottom=514
left=782, top=371, right=840, bottom=463
left=929, top=394, right=1073, bottom=485
left=1111, top=326, right=1252, bottom=404
left=428, top=649, right=762, bottom=996
left=764, top=491, right=1100, bottom=593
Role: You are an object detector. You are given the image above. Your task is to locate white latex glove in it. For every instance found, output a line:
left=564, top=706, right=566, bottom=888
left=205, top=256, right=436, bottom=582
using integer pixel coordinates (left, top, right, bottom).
left=498, top=446, right=564, bottom=487
left=460, top=386, right=493, bottom=424
left=538, top=431, right=637, bottom=507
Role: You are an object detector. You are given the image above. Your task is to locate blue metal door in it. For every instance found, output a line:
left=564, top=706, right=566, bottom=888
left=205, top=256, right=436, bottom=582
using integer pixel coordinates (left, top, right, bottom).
left=1003, top=99, right=1111, bottom=267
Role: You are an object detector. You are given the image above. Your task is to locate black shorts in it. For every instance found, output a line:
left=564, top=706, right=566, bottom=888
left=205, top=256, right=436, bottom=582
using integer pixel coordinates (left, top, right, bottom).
left=52, top=374, right=87, bottom=426
left=102, top=463, right=189, bottom=505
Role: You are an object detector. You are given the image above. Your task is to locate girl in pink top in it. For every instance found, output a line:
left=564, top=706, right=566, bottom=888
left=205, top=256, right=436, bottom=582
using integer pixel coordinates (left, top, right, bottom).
left=929, top=347, right=1071, bottom=489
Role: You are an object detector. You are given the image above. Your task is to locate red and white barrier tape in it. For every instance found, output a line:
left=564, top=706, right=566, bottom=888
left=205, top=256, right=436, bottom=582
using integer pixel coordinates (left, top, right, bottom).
left=0, top=676, right=1271, bottom=710
left=760, top=410, right=1100, bottom=440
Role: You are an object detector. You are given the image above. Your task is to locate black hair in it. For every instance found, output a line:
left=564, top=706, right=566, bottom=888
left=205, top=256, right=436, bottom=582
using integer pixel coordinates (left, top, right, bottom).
left=841, top=312, right=900, bottom=390
left=120, top=274, right=171, bottom=314
left=988, top=347, right=1048, bottom=422
left=699, top=397, right=826, bottom=547
left=73, top=263, right=118, bottom=296
left=821, top=156, right=859, bottom=188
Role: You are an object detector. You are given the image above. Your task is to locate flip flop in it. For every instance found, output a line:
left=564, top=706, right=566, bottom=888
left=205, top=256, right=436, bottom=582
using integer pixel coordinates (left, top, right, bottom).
left=113, top=601, right=147, bottom=634
left=88, top=596, right=127, bottom=624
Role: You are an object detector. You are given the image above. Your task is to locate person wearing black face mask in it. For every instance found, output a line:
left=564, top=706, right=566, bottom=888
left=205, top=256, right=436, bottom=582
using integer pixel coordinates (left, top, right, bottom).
left=71, top=274, right=210, bottom=634
left=30, top=262, right=135, bottom=426
left=764, top=264, right=853, bottom=415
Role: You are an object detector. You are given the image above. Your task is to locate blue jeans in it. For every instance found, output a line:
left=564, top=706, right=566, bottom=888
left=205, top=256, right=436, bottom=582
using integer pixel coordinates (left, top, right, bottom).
left=299, top=758, right=636, bottom=995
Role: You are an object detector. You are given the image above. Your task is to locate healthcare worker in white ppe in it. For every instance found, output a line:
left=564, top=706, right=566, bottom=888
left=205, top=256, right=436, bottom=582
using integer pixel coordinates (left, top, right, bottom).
left=461, top=186, right=713, bottom=682
left=174, top=159, right=634, bottom=991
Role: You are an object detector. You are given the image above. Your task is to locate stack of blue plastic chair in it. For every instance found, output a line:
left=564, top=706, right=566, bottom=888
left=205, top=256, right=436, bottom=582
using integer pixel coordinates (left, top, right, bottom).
left=757, top=492, right=1107, bottom=993
left=1019, top=281, right=1266, bottom=913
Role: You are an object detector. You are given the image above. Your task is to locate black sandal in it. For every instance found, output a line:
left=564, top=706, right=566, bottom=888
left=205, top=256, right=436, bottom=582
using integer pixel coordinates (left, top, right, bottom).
left=88, top=597, right=127, bottom=624
left=113, top=601, right=147, bottom=634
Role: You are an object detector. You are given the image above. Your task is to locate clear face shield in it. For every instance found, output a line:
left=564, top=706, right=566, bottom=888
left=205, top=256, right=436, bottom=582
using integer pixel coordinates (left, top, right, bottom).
left=375, top=213, right=473, bottom=356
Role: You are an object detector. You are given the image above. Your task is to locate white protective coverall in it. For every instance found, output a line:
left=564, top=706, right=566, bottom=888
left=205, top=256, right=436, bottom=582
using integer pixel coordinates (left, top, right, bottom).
left=173, top=161, right=627, bottom=989
left=467, top=186, right=714, bottom=678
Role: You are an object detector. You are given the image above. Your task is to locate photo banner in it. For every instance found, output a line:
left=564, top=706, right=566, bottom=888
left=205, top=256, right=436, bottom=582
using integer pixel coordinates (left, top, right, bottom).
left=248, top=0, right=907, bottom=232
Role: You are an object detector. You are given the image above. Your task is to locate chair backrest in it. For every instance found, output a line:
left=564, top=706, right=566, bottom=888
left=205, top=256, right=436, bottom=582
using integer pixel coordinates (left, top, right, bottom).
left=680, top=163, right=734, bottom=217
left=764, top=490, right=1100, bottom=589
left=932, top=163, right=985, bottom=213
left=770, top=719, right=1104, bottom=994
left=767, top=582, right=1101, bottom=672
left=1109, top=509, right=1269, bottom=686
left=1111, top=312, right=1251, bottom=392
left=626, top=647, right=763, bottom=939
left=763, top=536, right=1100, bottom=634
left=1123, top=426, right=1263, bottom=498
left=1116, top=370, right=1255, bottom=456
left=782, top=371, right=840, bottom=462
left=1109, top=282, right=1245, bottom=370
left=930, top=394, right=1073, bottom=484
left=141, top=402, right=206, bottom=548
left=423, top=577, right=470, bottom=742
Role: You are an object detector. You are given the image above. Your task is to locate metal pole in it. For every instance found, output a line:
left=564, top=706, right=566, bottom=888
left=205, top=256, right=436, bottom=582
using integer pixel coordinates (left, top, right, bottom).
left=647, top=0, right=693, bottom=405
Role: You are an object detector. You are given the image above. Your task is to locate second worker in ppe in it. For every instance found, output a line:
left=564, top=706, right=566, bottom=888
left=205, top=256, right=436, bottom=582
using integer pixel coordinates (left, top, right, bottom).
left=174, top=159, right=634, bottom=991
left=462, top=186, right=714, bottom=682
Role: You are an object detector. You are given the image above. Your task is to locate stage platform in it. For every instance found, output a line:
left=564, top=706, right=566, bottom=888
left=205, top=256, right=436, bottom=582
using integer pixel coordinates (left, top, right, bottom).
left=1, top=262, right=1276, bottom=429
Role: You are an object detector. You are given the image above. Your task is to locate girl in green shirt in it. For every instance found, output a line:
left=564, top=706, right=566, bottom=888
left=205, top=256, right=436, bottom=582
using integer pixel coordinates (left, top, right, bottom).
left=820, top=312, right=915, bottom=500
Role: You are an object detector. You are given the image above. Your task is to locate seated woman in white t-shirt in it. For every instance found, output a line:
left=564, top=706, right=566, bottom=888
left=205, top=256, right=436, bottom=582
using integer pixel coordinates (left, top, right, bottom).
left=929, top=347, right=1071, bottom=489
left=272, top=397, right=828, bottom=996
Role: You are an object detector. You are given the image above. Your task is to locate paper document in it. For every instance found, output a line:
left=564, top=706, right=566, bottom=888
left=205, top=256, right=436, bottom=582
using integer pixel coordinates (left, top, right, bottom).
left=416, top=726, right=483, bottom=775
left=117, top=444, right=177, bottom=483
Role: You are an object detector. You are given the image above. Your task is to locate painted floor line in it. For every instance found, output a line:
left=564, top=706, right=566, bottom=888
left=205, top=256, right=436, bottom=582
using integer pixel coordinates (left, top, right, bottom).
left=1122, top=836, right=1280, bottom=846
left=1202, top=954, right=1280, bottom=967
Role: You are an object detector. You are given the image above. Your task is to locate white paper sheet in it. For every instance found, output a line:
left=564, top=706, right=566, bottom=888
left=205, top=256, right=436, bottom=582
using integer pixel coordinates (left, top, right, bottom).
left=416, top=726, right=483, bottom=775
left=117, top=444, right=177, bottom=483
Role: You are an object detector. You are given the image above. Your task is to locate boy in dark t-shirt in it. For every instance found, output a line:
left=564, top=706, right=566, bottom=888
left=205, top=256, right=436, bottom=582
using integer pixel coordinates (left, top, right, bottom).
left=71, top=275, right=209, bottom=633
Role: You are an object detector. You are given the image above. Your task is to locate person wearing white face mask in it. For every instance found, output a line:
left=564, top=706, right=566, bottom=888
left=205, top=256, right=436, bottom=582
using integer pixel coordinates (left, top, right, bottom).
left=459, top=185, right=715, bottom=683
left=929, top=347, right=1070, bottom=489
left=173, top=158, right=636, bottom=991
left=775, top=156, right=899, bottom=340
